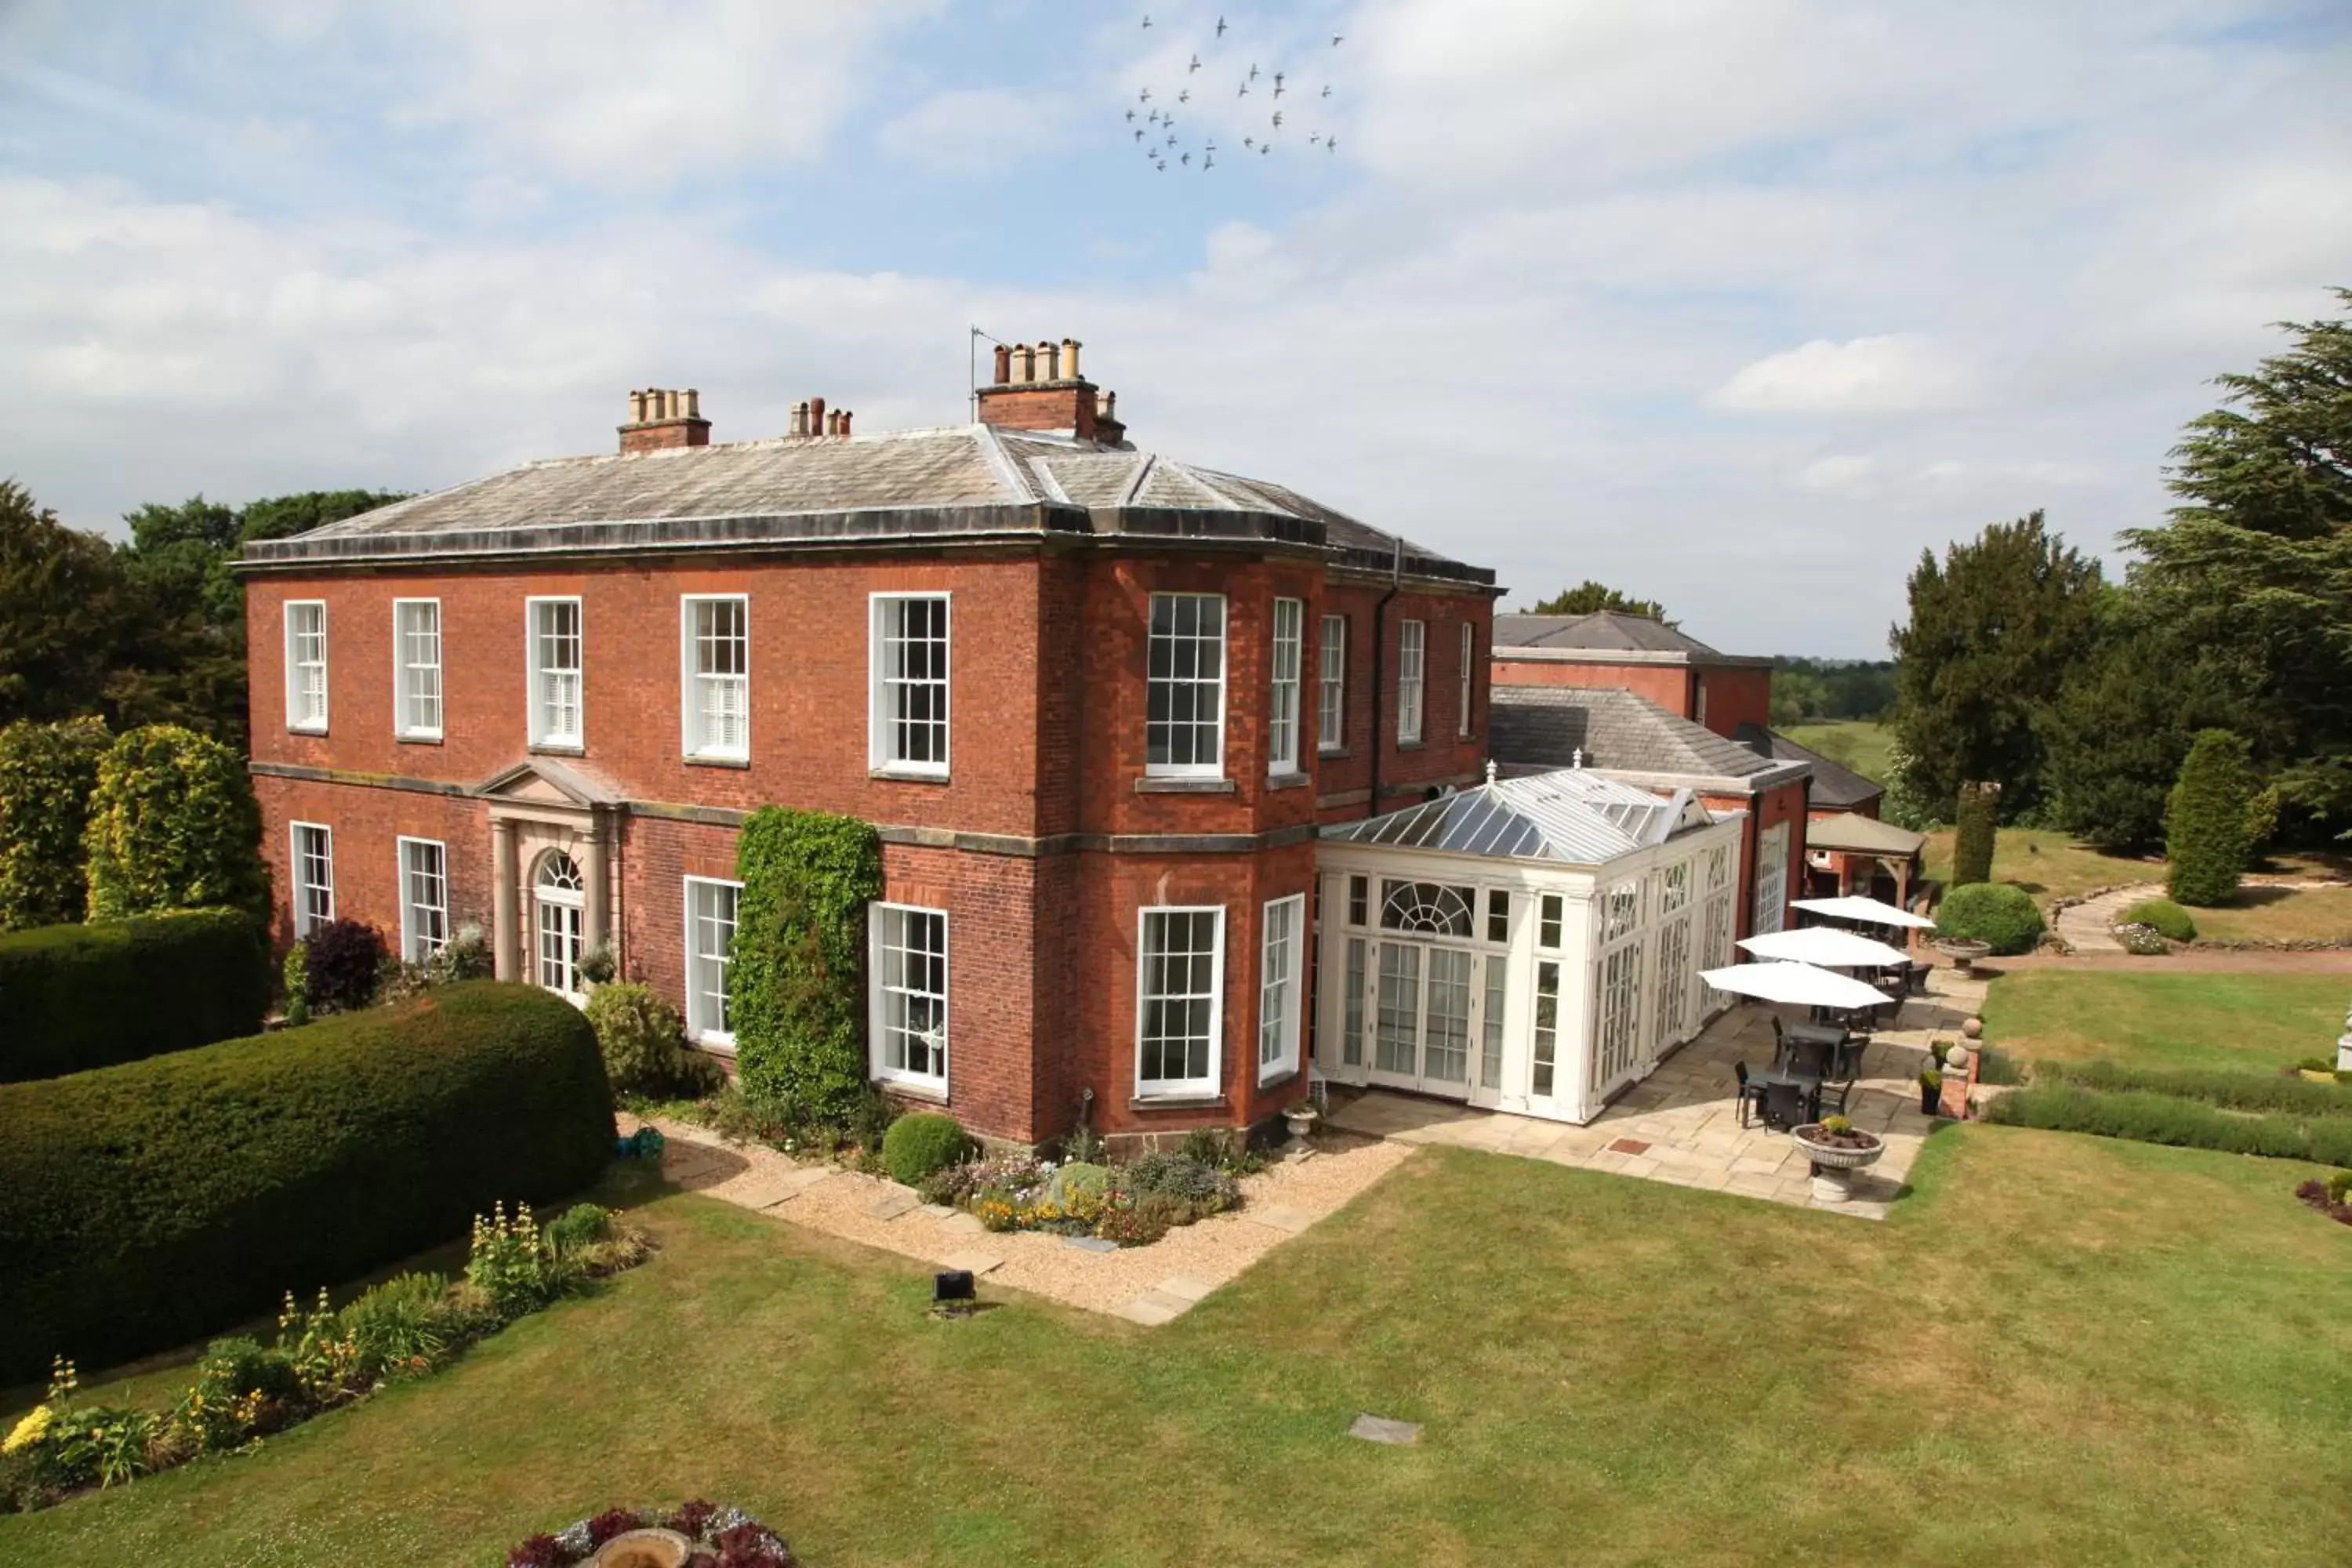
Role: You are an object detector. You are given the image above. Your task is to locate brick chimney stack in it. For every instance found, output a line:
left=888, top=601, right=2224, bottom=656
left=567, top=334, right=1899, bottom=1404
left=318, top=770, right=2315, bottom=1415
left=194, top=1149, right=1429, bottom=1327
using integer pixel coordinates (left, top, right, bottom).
left=975, top=336, right=1125, bottom=445
left=620, top=387, right=711, bottom=453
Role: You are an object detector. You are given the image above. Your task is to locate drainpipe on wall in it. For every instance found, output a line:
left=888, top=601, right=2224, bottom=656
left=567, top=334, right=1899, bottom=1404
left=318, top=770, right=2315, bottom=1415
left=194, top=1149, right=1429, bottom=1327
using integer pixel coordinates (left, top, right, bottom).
left=1367, top=537, right=1401, bottom=818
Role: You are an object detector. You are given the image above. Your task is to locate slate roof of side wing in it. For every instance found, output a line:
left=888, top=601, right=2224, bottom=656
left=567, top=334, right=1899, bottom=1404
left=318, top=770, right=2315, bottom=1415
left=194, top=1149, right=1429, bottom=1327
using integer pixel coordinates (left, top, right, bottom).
left=1489, top=686, right=1780, bottom=781
left=241, top=425, right=1489, bottom=585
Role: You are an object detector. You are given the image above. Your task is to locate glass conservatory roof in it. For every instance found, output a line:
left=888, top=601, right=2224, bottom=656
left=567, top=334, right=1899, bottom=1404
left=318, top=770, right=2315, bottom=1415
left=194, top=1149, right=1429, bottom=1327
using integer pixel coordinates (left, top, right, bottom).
left=1323, top=768, right=1711, bottom=866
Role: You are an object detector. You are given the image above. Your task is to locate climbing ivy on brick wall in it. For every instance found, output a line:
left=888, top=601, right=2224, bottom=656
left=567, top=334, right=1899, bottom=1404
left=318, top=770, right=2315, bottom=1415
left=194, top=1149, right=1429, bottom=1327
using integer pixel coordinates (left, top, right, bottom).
left=731, top=807, right=882, bottom=1124
left=0, top=717, right=110, bottom=930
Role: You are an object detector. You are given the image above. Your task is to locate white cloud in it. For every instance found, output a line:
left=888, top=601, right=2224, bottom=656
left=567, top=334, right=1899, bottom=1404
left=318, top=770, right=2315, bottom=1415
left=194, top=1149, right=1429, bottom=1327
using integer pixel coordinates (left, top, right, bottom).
left=1795, top=455, right=1877, bottom=492
left=1708, top=336, right=1971, bottom=416
left=877, top=88, right=1070, bottom=174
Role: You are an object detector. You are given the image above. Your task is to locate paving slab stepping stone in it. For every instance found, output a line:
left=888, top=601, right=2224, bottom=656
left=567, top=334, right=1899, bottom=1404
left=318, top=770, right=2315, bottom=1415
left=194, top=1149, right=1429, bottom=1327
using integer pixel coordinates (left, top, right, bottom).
left=937, top=1211, right=988, bottom=1236
left=1154, top=1274, right=1216, bottom=1303
left=917, top=1203, right=955, bottom=1218
left=1348, top=1414, right=1421, bottom=1446
left=1114, top=1290, right=1190, bottom=1327
left=1065, top=1235, right=1120, bottom=1254
left=1243, top=1203, right=1316, bottom=1235
left=720, top=1171, right=823, bottom=1210
left=866, top=1191, right=920, bottom=1220
left=938, top=1251, right=1002, bottom=1277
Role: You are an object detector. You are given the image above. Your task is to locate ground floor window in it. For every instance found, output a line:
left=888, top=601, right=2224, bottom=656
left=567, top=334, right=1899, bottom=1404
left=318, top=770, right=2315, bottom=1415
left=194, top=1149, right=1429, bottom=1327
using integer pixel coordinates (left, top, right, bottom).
left=1593, top=939, right=1645, bottom=1088
left=686, top=876, right=741, bottom=1047
left=1341, top=935, right=1367, bottom=1066
left=1653, top=914, right=1692, bottom=1049
left=1531, top=959, right=1560, bottom=1097
left=1258, top=894, right=1303, bottom=1083
left=1481, top=953, right=1506, bottom=1088
left=291, top=822, right=333, bottom=937
left=873, top=903, right=948, bottom=1087
left=1753, top=822, right=1789, bottom=936
left=1700, top=889, right=1735, bottom=1011
left=398, top=837, right=447, bottom=962
left=1137, top=906, right=1223, bottom=1098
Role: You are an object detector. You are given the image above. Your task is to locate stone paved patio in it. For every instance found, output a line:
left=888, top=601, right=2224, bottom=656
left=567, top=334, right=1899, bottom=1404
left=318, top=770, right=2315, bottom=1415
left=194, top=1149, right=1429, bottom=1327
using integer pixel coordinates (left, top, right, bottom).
left=1324, top=965, right=1989, bottom=1220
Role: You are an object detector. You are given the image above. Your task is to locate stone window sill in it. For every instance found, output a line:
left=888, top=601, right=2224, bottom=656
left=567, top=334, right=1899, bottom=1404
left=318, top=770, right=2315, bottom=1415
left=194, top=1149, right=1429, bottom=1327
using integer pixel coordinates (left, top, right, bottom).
left=1318, top=747, right=1352, bottom=760
left=1257, top=1067, right=1301, bottom=1091
left=395, top=733, right=444, bottom=746
left=686, top=753, right=751, bottom=770
left=1396, top=740, right=1427, bottom=752
left=1135, top=776, right=1237, bottom=794
left=1129, top=1094, right=1229, bottom=1113
left=879, top=1078, right=949, bottom=1105
left=870, top=767, right=949, bottom=785
left=529, top=742, right=586, bottom=757
left=1267, top=771, right=1312, bottom=791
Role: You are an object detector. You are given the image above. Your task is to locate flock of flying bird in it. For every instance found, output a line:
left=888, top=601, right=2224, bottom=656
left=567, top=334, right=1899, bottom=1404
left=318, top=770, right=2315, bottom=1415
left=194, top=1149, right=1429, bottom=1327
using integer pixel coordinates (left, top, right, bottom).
left=1127, top=12, right=1344, bottom=171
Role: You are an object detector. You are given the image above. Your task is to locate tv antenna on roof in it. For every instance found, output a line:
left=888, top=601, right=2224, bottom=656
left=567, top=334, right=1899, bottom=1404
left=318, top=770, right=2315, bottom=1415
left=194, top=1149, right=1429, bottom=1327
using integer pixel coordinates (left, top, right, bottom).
left=968, top=325, right=1010, bottom=421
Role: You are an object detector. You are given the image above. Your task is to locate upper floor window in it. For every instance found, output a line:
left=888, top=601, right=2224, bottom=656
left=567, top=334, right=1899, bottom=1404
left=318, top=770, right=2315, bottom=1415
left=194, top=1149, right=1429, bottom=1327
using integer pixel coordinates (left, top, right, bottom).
left=528, top=597, right=583, bottom=750
left=1146, top=592, right=1225, bottom=777
left=1397, top=619, right=1426, bottom=744
left=1318, top=613, right=1346, bottom=753
left=1458, top=622, right=1475, bottom=738
left=681, top=595, right=749, bottom=761
left=394, top=599, right=442, bottom=740
left=284, top=601, right=328, bottom=732
left=871, top=593, right=950, bottom=777
left=1268, top=597, right=1302, bottom=775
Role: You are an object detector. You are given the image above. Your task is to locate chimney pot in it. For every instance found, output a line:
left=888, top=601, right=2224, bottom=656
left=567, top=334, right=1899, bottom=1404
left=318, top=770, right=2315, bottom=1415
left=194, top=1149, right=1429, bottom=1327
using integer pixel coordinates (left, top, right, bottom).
left=1063, top=338, right=1081, bottom=379
left=840, top=409, right=853, bottom=437
left=630, top=390, right=647, bottom=423
left=809, top=396, right=826, bottom=435
left=790, top=401, right=808, bottom=437
left=993, top=343, right=1011, bottom=385
left=1014, top=344, right=1034, bottom=384
left=619, top=384, right=712, bottom=452
left=1040, top=339, right=1060, bottom=380
left=684, top=387, right=700, bottom=419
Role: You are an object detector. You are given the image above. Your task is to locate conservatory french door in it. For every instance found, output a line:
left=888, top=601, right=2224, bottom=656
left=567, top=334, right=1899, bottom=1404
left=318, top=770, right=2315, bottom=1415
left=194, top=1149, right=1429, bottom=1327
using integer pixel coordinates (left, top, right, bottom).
left=1368, top=938, right=1480, bottom=1099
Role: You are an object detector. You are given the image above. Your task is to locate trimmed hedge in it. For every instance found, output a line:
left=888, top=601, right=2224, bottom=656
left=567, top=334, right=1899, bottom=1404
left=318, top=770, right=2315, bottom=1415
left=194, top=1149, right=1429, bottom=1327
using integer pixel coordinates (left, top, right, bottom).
left=2029, top=1058, right=2352, bottom=1118
left=2118, top=898, right=2197, bottom=942
left=82, top=724, right=267, bottom=921
left=0, top=716, right=109, bottom=930
left=882, top=1112, right=967, bottom=1185
left=733, top=807, right=882, bottom=1124
left=0, top=981, right=612, bottom=1381
left=1983, top=1084, right=2352, bottom=1166
left=1935, top=881, right=2046, bottom=955
left=0, top=908, right=271, bottom=1083
left=2165, top=729, right=2254, bottom=907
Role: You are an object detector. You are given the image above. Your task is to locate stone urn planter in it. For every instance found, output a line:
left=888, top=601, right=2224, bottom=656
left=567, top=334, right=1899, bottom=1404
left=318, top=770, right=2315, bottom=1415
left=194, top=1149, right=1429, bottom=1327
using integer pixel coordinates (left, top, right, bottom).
left=585, top=1529, right=696, bottom=1568
left=1933, top=937, right=1992, bottom=978
left=1284, top=1105, right=1319, bottom=1143
left=1791, top=1123, right=1886, bottom=1204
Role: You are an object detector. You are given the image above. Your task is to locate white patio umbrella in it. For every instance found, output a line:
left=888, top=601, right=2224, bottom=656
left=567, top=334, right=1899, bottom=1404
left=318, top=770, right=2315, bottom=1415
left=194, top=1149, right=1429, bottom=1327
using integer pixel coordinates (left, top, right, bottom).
left=1697, top=960, right=1894, bottom=1011
left=1738, top=926, right=1910, bottom=969
left=1790, top=895, right=1936, bottom=931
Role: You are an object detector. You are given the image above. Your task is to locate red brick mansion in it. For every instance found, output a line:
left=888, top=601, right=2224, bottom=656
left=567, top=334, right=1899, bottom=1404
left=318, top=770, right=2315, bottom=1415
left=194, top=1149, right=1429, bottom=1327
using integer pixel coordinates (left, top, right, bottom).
left=241, top=343, right=1497, bottom=1149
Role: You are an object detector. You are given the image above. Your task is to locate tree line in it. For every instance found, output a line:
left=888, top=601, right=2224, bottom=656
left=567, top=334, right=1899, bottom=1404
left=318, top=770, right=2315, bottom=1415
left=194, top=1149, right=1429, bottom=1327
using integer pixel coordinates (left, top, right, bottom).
left=1886, top=288, right=2350, bottom=853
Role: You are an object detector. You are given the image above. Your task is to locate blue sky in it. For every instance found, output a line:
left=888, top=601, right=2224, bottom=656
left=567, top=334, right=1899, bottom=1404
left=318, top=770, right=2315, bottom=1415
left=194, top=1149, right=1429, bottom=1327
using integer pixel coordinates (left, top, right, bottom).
left=2, top=0, right=2347, bottom=655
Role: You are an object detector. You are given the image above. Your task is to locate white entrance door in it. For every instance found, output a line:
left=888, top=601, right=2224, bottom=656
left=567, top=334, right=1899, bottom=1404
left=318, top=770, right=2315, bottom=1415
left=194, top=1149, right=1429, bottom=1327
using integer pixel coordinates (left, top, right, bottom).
left=1369, top=938, right=1479, bottom=1098
left=534, top=850, right=586, bottom=1000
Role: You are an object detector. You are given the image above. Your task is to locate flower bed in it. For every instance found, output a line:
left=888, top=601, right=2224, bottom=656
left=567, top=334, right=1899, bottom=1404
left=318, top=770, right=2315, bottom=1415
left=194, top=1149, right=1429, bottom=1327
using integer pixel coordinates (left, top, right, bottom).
left=920, top=1148, right=1243, bottom=1247
left=0, top=1201, right=652, bottom=1514
left=2294, top=1171, right=2352, bottom=1228
left=507, top=1499, right=793, bottom=1566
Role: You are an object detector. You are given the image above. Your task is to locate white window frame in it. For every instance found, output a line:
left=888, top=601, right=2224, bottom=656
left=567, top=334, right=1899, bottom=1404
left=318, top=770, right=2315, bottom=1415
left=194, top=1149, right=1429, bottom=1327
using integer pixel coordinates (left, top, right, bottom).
left=869, top=902, right=950, bottom=1090
left=397, top=836, right=448, bottom=962
left=1144, top=592, right=1228, bottom=779
left=290, top=820, right=334, bottom=938
left=1753, top=821, right=1789, bottom=937
left=392, top=598, right=443, bottom=741
left=869, top=592, right=952, bottom=779
left=1269, top=597, right=1303, bottom=775
left=679, top=594, right=750, bottom=762
left=1258, top=892, right=1304, bottom=1083
left=526, top=596, right=584, bottom=750
left=1318, top=613, right=1346, bottom=753
left=684, top=875, right=742, bottom=1050
left=283, top=600, right=328, bottom=734
left=1397, top=619, right=1426, bottom=744
left=1458, top=621, right=1475, bottom=738
left=1134, top=904, right=1225, bottom=1099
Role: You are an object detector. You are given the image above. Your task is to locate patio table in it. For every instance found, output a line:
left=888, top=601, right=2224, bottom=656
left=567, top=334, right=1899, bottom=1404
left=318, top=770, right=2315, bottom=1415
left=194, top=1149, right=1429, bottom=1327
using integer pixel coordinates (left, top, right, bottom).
left=1745, top=1066, right=1826, bottom=1128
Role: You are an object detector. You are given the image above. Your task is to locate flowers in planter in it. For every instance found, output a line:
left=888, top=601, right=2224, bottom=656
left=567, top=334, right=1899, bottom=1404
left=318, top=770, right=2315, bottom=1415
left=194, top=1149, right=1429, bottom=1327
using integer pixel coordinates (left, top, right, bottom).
left=506, top=1499, right=794, bottom=1566
left=0, top=1203, right=654, bottom=1515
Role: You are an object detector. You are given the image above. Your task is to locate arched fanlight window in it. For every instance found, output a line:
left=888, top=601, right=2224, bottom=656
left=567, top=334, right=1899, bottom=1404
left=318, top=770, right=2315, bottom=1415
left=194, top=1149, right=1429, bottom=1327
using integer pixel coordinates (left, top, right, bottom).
left=537, top=851, right=584, bottom=898
left=1379, top=880, right=1475, bottom=937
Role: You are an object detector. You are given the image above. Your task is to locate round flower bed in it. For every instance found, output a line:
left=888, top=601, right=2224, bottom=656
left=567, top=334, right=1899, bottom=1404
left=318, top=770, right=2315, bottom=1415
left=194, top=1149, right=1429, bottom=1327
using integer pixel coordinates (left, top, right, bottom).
left=1791, top=1118, right=1885, bottom=1204
left=506, top=1500, right=791, bottom=1566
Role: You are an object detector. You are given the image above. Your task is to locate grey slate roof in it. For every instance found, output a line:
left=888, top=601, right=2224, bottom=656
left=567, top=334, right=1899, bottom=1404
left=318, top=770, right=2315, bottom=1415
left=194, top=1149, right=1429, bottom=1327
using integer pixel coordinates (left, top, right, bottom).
left=1322, top=768, right=1714, bottom=866
left=1489, top=686, right=1779, bottom=782
left=1493, top=611, right=1724, bottom=656
left=241, top=424, right=1490, bottom=586
left=1748, top=727, right=1884, bottom=810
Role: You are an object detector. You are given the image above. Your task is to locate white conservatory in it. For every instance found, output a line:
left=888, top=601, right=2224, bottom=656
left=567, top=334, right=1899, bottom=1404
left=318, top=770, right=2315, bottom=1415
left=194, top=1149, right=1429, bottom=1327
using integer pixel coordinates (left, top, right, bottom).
left=1316, top=768, right=1745, bottom=1124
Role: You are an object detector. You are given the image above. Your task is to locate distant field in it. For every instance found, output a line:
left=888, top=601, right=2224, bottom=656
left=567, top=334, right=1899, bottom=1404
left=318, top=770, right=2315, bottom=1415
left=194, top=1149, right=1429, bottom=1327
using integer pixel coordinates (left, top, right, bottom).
left=1922, top=826, right=2162, bottom=902
left=1778, top=720, right=1896, bottom=784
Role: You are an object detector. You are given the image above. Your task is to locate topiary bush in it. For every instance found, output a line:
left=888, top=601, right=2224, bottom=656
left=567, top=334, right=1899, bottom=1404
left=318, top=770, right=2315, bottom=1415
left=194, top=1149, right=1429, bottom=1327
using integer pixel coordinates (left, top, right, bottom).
left=2119, top=898, right=2197, bottom=942
left=881, top=1111, right=967, bottom=1186
left=2165, top=728, right=2256, bottom=907
left=0, top=908, right=272, bottom=1083
left=732, top=807, right=882, bottom=1125
left=1951, top=780, right=2000, bottom=887
left=0, top=717, right=109, bottom=931
left=1934, top=882, right=2045, bottom=955
left=303, top=916, right=387, bottom=1014
left=81, top=725, right=267, bottom=922
left=582, top=981, right=722, bottom=1098
left=0, top=981, right=612, bottom=1381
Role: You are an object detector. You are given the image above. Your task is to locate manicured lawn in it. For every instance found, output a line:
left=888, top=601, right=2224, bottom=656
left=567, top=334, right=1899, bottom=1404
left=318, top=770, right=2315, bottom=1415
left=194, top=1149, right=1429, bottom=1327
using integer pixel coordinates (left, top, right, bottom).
left=1922, top=826, right=2161, bottom=902
left=1779, top=720, right=1896, bottom=785
left=5, top=1131, right=2349, bottom=1565
left=2192, top=885, right=2352, bottom=947
left=1981, top=971, right=2350, bottom=1073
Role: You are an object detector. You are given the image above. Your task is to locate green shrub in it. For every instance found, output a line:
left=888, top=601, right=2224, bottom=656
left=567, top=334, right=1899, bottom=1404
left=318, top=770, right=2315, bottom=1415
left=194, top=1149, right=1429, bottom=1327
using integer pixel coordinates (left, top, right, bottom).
left=1125, top=1150, right=1240, bottom=1208
left=1935, top=882, right=2046, bottom=955
left=543, top=1203, right=614, bottom=1257
left=81, top=725, right=266, bottom=922
left=0, top=908, right=272, bottom=1083
left=2328, top=1171, right=2352, bottom=1207
left=2119, top=898, right=2197, bottom=942
left=2165, top=729, right=2255, bottom=907
left=1983, top=1084, right=2352, bottom=1165
left=336, top=1272, right=455, bottom=1382
left=583, top=981, right=722, bottom=1097
left=2115, top=923, right=2170, bottom=956
left=303, top=916, right=386, bottom=1013
left=2027, top=1058, right=2352, bottom=1117
left=2245, top=783, right=2281, bottom=856
left=1951, top=781, right=1999, bottom=887
left=466, top=1202, right=561, bottom=1322
left=0, top=981, right=612, bottom=1381
left=1044, top=1161, right=1111, bottom=1208
left=0, top=717, right=108, bottom=930
left=882, top=1112, right=968, bottom=1186
left=732, top=807, right=882, bottom=1124
left=1976, top=1047, right=2025, bottom=1086
left=281, top=939, right=310, bottom=1023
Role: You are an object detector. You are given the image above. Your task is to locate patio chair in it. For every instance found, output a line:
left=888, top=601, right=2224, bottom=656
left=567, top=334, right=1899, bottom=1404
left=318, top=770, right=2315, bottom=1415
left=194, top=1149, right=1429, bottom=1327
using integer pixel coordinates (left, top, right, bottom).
left=1787, top=1037, right=1833, bottom=1079
left=1830, top=1036, right=1867, bottom=1083
left=1761, top=1080, right=1809, bottom=1132
left=1813, top=1080, right=1853, bottom=1121
left=1733, top=1062, right=1768, bottom=1129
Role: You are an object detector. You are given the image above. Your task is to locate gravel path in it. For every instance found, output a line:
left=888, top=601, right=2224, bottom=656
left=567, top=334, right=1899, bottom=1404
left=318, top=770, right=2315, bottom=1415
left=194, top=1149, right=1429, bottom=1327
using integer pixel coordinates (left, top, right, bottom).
left=620, top=1113, right=1414, bottom=1325
left=2053, top=883, right=2165, bottom=954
